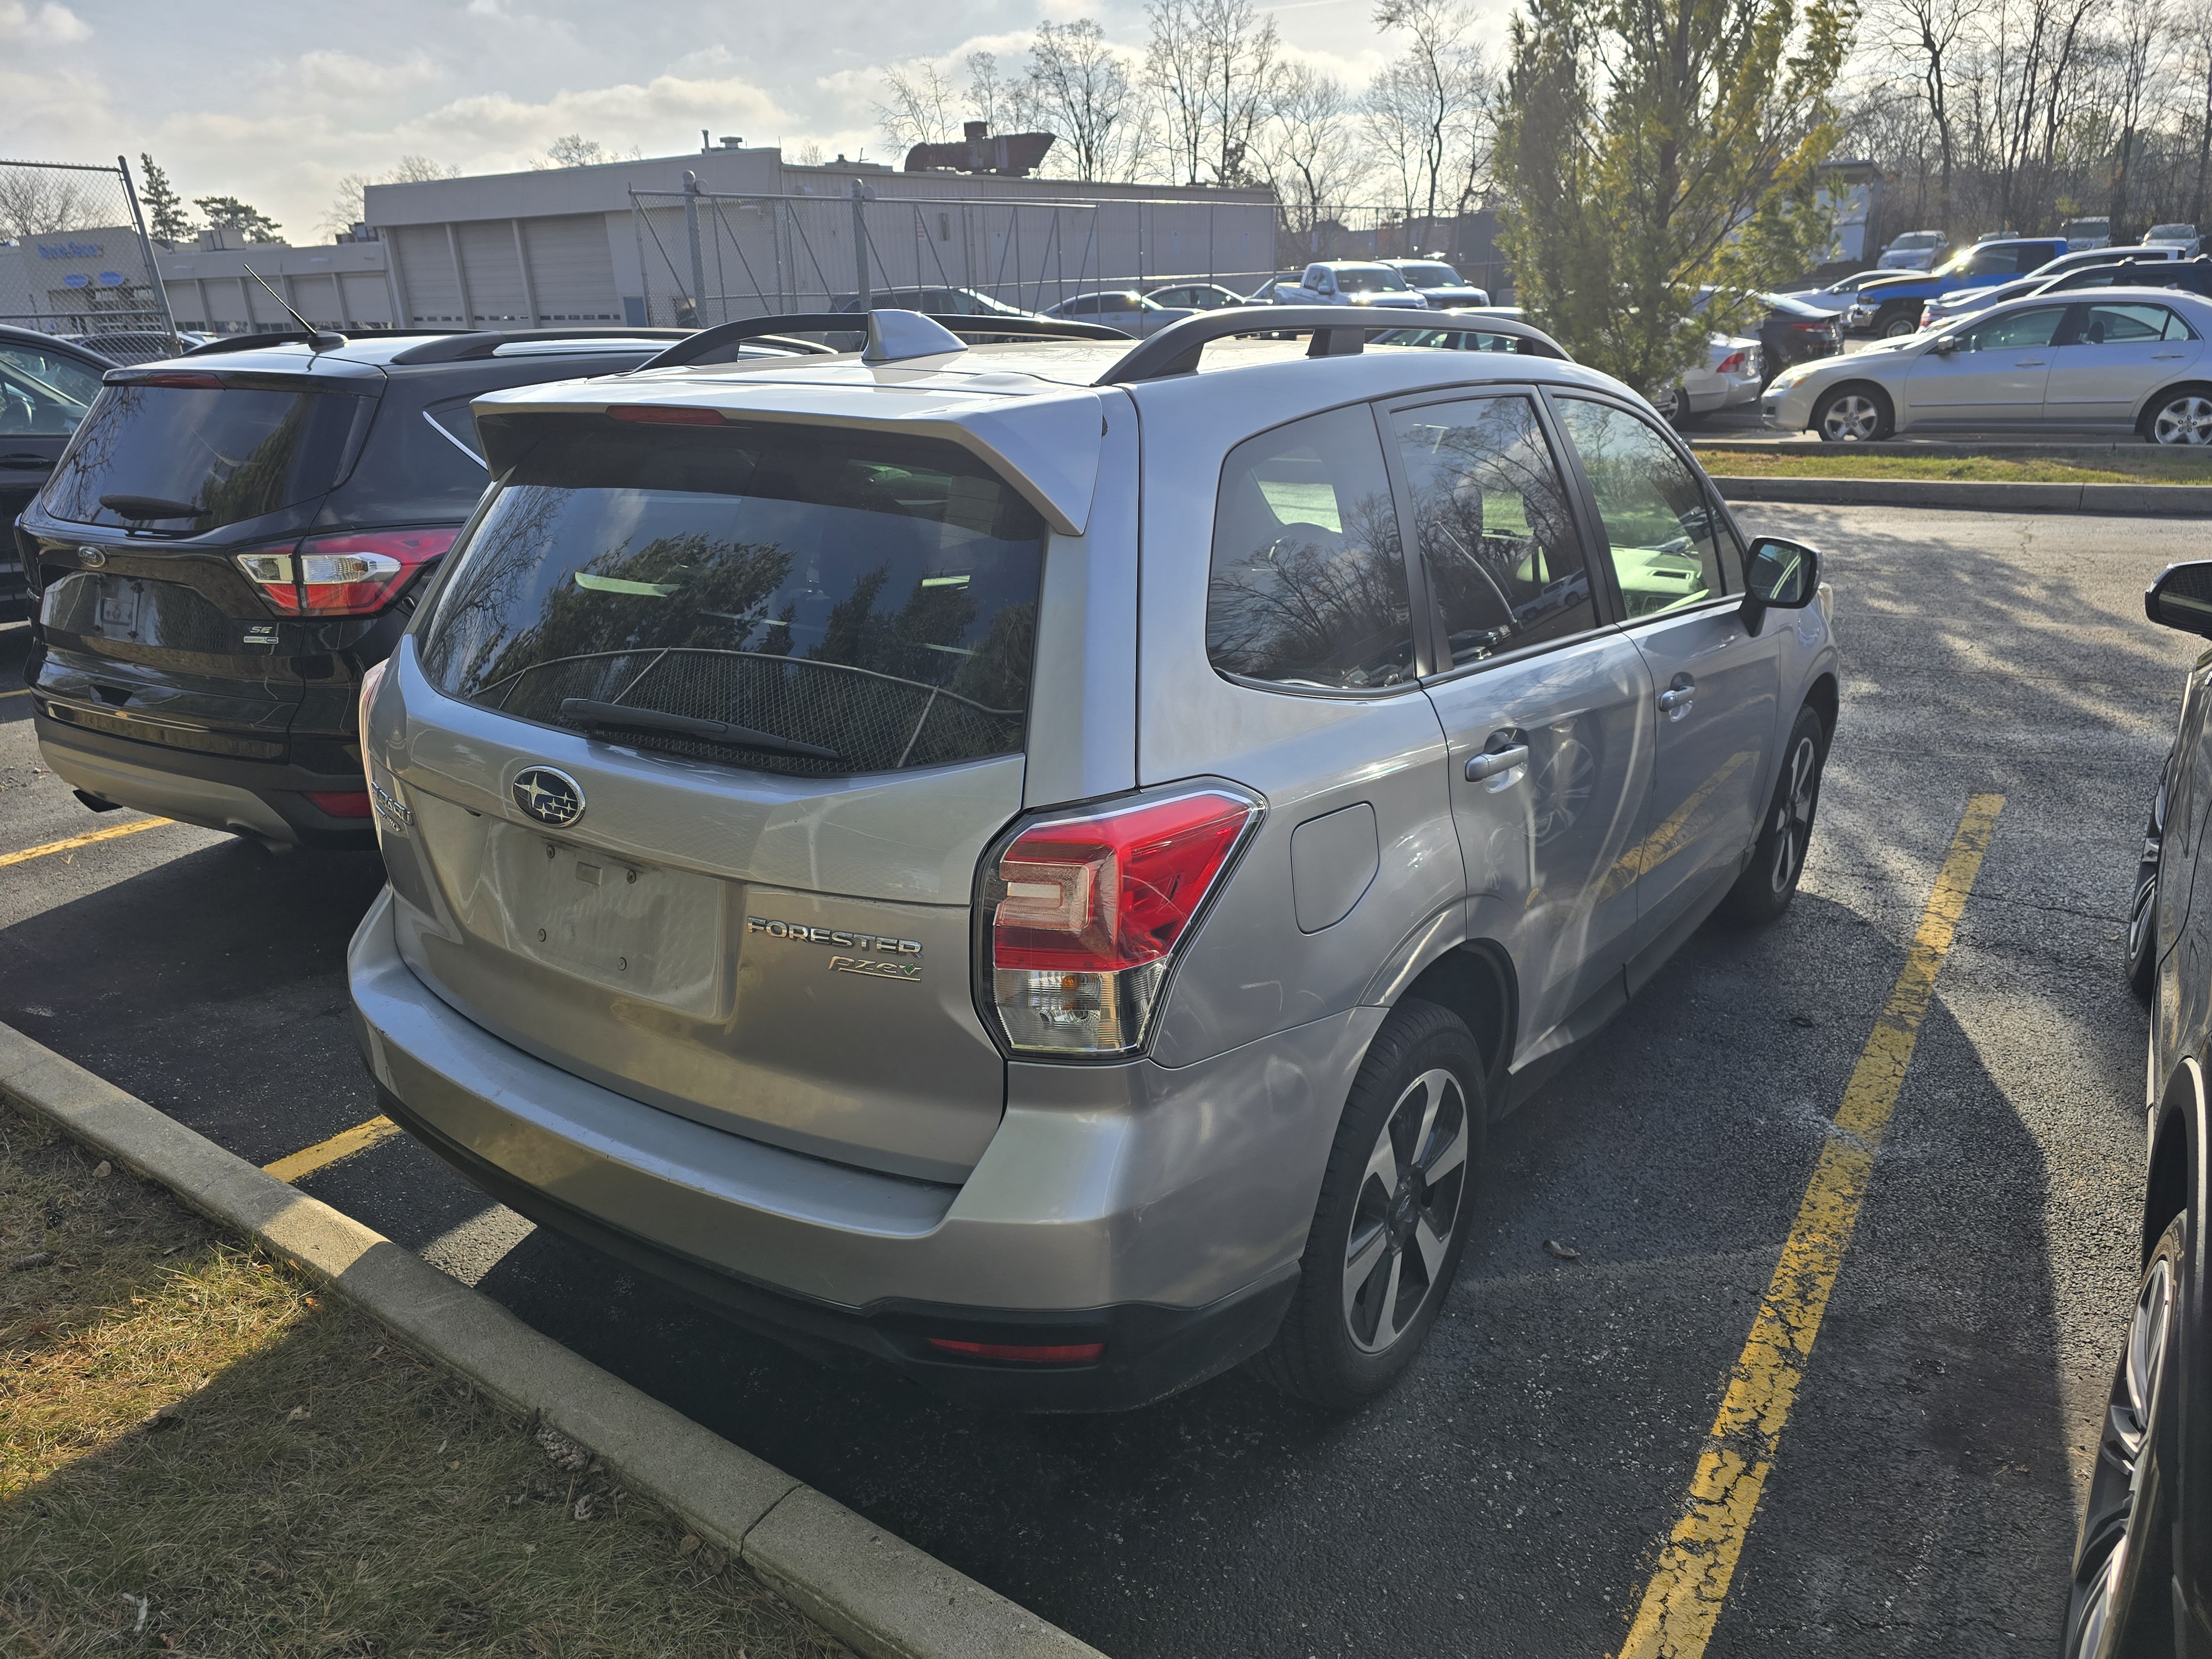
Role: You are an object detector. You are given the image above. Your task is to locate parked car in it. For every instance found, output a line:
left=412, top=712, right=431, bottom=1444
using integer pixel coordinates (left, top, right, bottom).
left=1786, top=269, right=1896, bottom=316
left=12, top=327, right=723, bottom=848
left=1371, top=312, right=1547, bottom=354
left=1144, top=280, right=1253, bottom=311
left=831, top=286, right=1042, bottom=322
left=2066, top=560, right=2212, bottom=1653
left=56, top=330, right=189, bottom=366
left=1283, top=262, right=1431, bottom=310
left=2062, top=216, right=2114, bottom=249
left=0, top=327, right=113, bottom=622
left=1918, top=244, right=2188, bottom=329
left=349, top=303, right=1837, bottom=1413
left=1764, top=287, right=2212, bottom=441
left=1695, top=288, right=1840, bottom=383
left=1848, top=237, right=2071, bottom=336
left=2147, top=222, right=2204, bottom=257
left=1877, top=230, right=1948, bottom=270
left=1653, top=332, right=1764, bottom=426
left=1041, top=290, right=1192, bottom=337
left=1247, top=272, right=1305, bottom=303
left=1379, top=258, right=1490, bottom=309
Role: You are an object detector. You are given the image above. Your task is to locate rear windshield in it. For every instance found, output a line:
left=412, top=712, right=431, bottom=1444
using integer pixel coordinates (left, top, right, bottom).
left=40, top=381, right=366, bottom=531
left=419, top=419, right=1046, bottom=779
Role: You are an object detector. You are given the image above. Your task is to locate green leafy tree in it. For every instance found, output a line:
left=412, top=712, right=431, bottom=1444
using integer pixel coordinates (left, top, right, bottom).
left=1493, top=0, right=1854, bottom=395
left=137, top=154, right=191, bottom=244
left=192, top=195, right=284, bottom=243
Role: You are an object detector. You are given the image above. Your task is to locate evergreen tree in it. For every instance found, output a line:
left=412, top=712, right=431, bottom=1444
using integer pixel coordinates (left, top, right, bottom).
left=1494, top=0, right=1854, bottom=395
left=137, top=154, right=191, bottom=244
left=192, top=196, right=284, bottom=243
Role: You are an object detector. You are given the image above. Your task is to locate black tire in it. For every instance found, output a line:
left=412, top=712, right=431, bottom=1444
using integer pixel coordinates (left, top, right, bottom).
left=1879, top=306, right=1919, bottom=338
left=1719, top=705, right=1828, bottom=926
left=2125, top=769, right=2165, bottom=1001
left=1812, top=382, right=1893, bottom=442
left=2063, top=1212, right=2187, bottom=1658
left=1254, top=999, right=1485, bottom=1411
left=2140, top=383, right=2212, bottom=445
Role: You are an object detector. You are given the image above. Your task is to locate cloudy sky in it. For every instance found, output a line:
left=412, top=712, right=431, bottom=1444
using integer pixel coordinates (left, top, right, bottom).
left=0, top=0, right=1442, bottom=240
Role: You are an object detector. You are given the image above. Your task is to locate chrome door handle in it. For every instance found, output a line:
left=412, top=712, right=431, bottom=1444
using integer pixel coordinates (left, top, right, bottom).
left=2156, top=352, right=2189, bottom=359
left=1466, top=745, right=1530, bottom=782
left=1658, top=687, right=1694, bottom=712
left=2014, top=357, right=2047, bottom=366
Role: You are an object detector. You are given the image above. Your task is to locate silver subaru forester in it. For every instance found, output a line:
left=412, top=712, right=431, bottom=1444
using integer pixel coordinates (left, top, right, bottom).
left=349, top=306, right=1839, bottom=1412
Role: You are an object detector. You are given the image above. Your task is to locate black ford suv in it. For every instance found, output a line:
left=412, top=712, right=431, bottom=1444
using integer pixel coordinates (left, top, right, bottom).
left=12, top=329, right=706, bottom=848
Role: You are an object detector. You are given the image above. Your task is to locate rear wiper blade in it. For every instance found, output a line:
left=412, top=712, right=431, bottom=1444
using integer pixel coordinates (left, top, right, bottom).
left=100, top=493, right=201, bottom=520
left=559, top=697, right=841, bottom=761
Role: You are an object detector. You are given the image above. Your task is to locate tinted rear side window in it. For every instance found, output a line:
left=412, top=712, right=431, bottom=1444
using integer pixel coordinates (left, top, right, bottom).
left=40, top=382, right=366, bottom=531
left=420, top=419, right=1045, bottom=779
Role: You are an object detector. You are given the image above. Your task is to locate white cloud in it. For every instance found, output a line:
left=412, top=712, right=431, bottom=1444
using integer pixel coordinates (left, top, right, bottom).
left=0, top=1, right=89, bottom=45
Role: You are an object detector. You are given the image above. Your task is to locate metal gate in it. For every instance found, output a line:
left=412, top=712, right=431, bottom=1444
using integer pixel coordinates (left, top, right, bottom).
left=0, top=156, right=175, bottom=361
left=630, top=181, right=1276, bottom=327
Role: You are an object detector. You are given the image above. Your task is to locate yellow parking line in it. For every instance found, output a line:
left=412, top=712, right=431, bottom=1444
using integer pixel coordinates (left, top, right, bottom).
left=262, top=1115, right=402, bottom=1183
left=0, top=816, right=174, bottom=868
left=1, top=687, right=30, bottom=699
left=1619, top=792, right=2005, bottom=1658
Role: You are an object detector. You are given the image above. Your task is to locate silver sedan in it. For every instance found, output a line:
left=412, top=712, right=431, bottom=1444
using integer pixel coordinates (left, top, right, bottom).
left=1762, top=287, right=2212, bottom=442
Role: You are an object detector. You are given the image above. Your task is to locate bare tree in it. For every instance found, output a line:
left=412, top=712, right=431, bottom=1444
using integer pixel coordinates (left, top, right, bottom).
left=877, top=62, right=961, bottom=150
left=1146, top=0, right=1281, bottom=184
left=1368, top=0, right=1482, bottom=243
left=1260, top=64, right=1369, bottom=243
left=1877, top=0, right=1977, bottom=236
left=2110, top=0, right=2174, bottom=233
left=1029, top=19, right=1143, bottom=180
left=0, top=169, right=91, bottom=238
left=322, top=155, right=458, bottom=239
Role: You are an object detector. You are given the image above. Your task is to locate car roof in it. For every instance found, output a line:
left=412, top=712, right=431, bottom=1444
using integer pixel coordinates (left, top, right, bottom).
left=144, top=329, right=686, bottom=380
left=0, top=324, right=117, bottom=367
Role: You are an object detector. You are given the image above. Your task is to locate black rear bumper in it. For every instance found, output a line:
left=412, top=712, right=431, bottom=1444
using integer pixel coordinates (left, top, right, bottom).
left=371, top=1079, right=1298, bottom=1413
left=32, top=709, right=377, bottom=849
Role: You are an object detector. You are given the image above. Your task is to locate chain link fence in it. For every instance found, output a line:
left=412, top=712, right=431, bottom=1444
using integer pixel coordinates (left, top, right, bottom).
left=0, top=156, right=176, bottom=363
left=630, top=184, right=1281, bottom=326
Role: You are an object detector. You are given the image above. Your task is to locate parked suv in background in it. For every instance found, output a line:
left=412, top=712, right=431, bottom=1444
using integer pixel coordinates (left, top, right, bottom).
left=1, top=327, right=112, bottom=621
left=1380, top=258, right=1490, bottom=309
left=1285, top=262, right=1431, bottom=310
left=12, top=327, right=710, bottom=848
left=350, top=304, right=1838, bottom=1413
left=1878, top=230, right=1948, bottom=270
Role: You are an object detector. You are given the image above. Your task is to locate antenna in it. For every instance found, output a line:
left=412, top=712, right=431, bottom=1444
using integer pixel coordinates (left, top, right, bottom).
left=242, top=264, right=346, bottom=352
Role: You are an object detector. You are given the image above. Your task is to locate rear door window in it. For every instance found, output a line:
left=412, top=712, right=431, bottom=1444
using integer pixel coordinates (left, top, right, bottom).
left=1205, top=404, right=1414, bottom=692
left=39, top=380, right=368, bottom=530
left=420, top=419, right=1046, bottom=778
left=0, top=342, right=102, bottom=435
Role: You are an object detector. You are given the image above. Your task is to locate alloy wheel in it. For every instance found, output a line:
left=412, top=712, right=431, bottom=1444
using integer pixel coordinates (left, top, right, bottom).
left=2067, top=1256, right=2174, bottom=1658
left=1767, top=733, right=1820, bottom=897
left=2151, top=395, right=2212, bottom=444
left=1820, top=394, right=1882, bottom=442
left=1342, top=1068, right=1468, bottom=1355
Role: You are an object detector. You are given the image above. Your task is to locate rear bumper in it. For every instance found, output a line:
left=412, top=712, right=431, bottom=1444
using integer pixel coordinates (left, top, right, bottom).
left=33, top=711, right=375, bottom=849
left=348, top=887, right=1376, bottom=1410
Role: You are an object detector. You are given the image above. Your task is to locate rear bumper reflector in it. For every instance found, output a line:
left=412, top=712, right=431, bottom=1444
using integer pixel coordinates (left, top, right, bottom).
left=305, top=790, right=373, bottom=818
left=926, top=1338, right=1107, bottom=1364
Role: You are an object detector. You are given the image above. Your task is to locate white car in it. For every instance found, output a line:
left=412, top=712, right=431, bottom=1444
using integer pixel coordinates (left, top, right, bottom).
left=1654, top=333, right=1763, bottom=426
left=2062, top=217, right=2114, bottom=251
left=1787, top=270, right=1893, bottom=316
left=1762, top=286, right=2212, bottom=441
left=1041, top=290, right=1195, bottom=337
left=1877, top=231, right=1947, bottom=271
left=1283, top=262, right=1431, bottom=311
left=2147, top=223, right=2204, bottom=258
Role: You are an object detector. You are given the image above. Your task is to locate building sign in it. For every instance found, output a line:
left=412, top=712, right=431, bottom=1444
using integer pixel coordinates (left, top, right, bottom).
left=38, top=239, right=103, bottom=260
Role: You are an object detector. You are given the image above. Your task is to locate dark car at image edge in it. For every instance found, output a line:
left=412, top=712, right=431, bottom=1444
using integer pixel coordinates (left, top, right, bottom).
left=11, top=327, right=697, bottom=849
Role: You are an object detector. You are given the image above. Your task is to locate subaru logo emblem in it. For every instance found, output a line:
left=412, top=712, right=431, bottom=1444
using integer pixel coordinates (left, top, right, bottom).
left=512, top=766, right=585, bottom=827
left=79, top=546, right=107, bottom=568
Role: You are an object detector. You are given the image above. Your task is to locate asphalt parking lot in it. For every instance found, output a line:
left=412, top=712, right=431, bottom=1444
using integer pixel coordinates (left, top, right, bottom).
left=0, top=502, right=2188, bottom=1656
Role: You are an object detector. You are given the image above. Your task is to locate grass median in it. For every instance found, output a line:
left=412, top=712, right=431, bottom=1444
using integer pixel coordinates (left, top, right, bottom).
left=0, top=1098, right=847, bottom=1658
left=1695, top=446, right=2212, bottom=483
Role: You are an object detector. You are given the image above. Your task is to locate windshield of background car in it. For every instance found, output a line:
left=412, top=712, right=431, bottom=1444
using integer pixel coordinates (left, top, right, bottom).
left=1335, top=267, right=1410, bottom=294
left=419, top=419, right=1046, bottom=780
left=38, top=380, right=368, bottom=531
left=0, top=342, right=102, bottom=435
left=1399, top=264, right=1460, bottom=286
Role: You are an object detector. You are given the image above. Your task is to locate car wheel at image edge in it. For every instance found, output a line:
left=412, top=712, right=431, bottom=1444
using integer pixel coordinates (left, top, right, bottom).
left=1253, top=998, right=1485, bottom=1411
left=1813, top=384, right=1893, bottom=443
left=2143, top=384, right=2212, bottom=445
left=1719, top=703, right=1828, bottom=926
left=2064, top=1211, right=2187, bottom=1658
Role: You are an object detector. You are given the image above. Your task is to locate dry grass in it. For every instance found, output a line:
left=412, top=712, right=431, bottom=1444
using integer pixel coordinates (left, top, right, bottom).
left=0, top=1099, right=847, bottom=1658
left=1695, top=447, right=2212, bottom=483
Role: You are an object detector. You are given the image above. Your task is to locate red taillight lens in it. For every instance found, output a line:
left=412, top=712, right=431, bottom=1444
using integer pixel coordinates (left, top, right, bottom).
left=234, top=528, right=458, bottom=617
left=984, top=789, right=1259, bottom=1055
left=1716, top=350, right=1747, bottom=375
left=607, top=404, right=725, bottom=425
left=927, top=1338, right=1105, bottom=1364
left=130, top=372, right=225, bottom=388
left=305, top=791, right=373, bottom=817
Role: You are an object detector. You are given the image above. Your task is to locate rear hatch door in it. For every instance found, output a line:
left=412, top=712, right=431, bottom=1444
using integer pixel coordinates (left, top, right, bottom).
left=379, top=405, right=1074, bottom=1182
left=27, top=364, right=378, bottom=753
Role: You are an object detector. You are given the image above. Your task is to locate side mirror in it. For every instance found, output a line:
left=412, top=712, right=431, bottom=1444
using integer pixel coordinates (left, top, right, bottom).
left=1744, top=537, right=1822, bottom=624
left=2147, top=561, right=2212, bottom=635
left=1932, top=334, right=1959, bottom=354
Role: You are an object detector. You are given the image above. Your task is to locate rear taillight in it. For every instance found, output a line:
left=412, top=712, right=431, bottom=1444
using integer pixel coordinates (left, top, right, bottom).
left=234, top=527, right=458, bottom=617
left=1717, top=350, right=1748, bottom=375
left=608, top=404, right=724, bottom=425
left=130, top=372, right=224, bottom=388
left=980, top=789, right=1260, bottom=1055
left=926, top=1338, right=1105, bottom=1364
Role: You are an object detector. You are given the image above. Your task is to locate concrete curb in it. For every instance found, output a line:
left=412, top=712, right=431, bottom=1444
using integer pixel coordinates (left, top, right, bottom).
left=1708, top=475, right=2212, bottom=515
left=0, top=1020, right=1103, bottom=1659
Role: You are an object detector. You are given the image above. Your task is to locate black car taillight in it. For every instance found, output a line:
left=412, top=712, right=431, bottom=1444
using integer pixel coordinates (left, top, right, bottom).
left=236, top=527, right=458, bottom=617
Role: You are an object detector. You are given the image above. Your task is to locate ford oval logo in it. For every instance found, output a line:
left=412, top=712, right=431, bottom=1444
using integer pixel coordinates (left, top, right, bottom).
left=512, top=766, right=585, bottom=827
